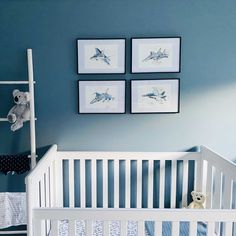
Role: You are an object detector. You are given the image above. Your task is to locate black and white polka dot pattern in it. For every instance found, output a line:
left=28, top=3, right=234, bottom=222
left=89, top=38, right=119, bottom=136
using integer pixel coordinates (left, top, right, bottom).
left=0, top=154, right=30, bottom=175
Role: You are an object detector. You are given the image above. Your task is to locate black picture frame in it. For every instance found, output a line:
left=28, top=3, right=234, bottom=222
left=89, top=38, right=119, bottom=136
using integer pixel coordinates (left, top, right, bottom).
left=130, top=78, right=180, bottom=114
left=76, top=38, right=127, bottom=75
left=130, top=36, right=182, bottom=74
left=77, top=79, right=127, bottom=114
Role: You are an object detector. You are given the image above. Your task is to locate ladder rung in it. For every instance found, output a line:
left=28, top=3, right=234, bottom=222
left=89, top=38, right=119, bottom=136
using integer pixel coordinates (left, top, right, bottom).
left=0, top=231, right=27, bottom=234
left=0, top=118, right=37, bottom=122
left=0, top=81, right=36, bottom=85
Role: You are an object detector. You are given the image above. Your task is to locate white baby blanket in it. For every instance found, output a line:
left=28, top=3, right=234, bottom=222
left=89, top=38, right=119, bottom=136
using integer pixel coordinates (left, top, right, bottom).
left=0, top=192, right=27, bottom=229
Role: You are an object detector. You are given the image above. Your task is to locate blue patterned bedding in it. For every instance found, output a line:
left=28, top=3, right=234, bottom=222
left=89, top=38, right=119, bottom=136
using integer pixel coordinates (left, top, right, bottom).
left=56, top=220, right=211, bottom=236
left=145, top=221, right=211, bottom=236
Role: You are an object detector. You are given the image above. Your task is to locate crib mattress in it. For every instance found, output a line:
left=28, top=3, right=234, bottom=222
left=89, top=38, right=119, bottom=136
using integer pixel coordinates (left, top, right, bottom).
left=55, top=220, right=212, bottom=236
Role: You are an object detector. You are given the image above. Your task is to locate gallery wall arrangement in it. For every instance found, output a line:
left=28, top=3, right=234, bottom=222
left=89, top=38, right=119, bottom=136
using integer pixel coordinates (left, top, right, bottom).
left=77, top=37, right=181, bottom=114
left=2, top=0, right=236, bottom=193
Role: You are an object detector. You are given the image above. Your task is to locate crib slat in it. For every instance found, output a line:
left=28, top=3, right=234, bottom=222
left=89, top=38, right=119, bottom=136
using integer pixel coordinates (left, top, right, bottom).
left=206, top=162, right=213, bottom=209
left=120, top=221, right=127, bottom=236
left=69, top=159, right=75, bottom=208
left=91, top=159, right=97, bottom=208
left=189, top=221, right=197, bottom=236
left=56, top=159, right=63, bottom=207
left=33, top=219, right=43, bottom=236
left=195, top=159, right=202, bottom=192
left=159, top=160, right=165, bottom=208
left=207, top=222, right=215, bottom=236
left=125, top=159, right=131, bottom=208
left=104, top=221, right=109, bottom=235
left=51, top=220, right=59, bottom=236
left=148, top=160, right=154, bottom=208
left=154, top=221, right=162, bottom=236
left=137, top=159, right=142, bottom=208
left=225, top=222, right=233, bottom=236
left=172, top=221, right=179, bottom=236
left=80, top=159, right=86, bottom=208
left=223, top=176, right=233, bottom=209
left=103, top=159, right=108, bottom=208
left=32, top=177, right=39, bottom=210
left=45, top=169, right=50, bottom=207
left=69, top=220, right=76, bottom=236
left=114, top=159, right=119, bottom=208
left=49, top=163, right=55, bottom=207
left=41, top=177, right=46, bottom=207
left=138, top=221, right=145, bottom=236
left=182, top=160, right=189, bottom=207
left=213, top=170, right=222, bottom=209
left=45, top=170, right=50, bottom=234
left=171, top=160, right=177, bottom=208
left=86, top=220, right=93, bottom=235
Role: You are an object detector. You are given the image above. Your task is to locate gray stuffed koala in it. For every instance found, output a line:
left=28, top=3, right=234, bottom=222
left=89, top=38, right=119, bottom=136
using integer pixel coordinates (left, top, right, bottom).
left=7, top=89, right=30, bottom=131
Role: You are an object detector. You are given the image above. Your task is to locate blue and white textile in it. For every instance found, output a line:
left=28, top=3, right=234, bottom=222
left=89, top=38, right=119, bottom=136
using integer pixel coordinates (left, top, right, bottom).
left=56, top=220, right=212, bottom=236
left=0, top=192, right=27, bottom=229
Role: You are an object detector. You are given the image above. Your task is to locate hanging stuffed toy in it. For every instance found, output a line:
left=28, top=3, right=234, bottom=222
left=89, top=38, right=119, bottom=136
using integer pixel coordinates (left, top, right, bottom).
left=7, top=89, right=30, bottom=131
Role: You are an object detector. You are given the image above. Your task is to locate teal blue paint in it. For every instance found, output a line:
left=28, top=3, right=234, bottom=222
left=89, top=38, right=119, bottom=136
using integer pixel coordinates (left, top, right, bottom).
left=0, top=0, right=236, bottom=195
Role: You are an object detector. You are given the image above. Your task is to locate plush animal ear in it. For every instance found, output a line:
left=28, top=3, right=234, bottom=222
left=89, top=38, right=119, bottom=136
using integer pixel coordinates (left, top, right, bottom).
left=24, top=92, right=30, bottom=101
left=191, top=191, right=196, bottom=197
left=13, top=89, right=19, bottom=97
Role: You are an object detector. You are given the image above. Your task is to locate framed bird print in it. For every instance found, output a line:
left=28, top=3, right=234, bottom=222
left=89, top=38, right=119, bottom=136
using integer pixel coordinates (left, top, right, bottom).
left=77, top=38, right=126, bottom=74
left=78, top=80, right=126, bottom=114
left=131, top=37, right=181, bottom=73
left=131, top=79, right=180, bottom=114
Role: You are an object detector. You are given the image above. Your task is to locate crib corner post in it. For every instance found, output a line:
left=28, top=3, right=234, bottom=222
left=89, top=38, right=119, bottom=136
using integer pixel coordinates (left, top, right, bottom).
left=26, top=177, right=33, bottom=236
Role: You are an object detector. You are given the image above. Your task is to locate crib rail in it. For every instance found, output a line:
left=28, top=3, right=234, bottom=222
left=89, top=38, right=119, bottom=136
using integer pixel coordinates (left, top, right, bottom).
left=201, top=146, right=236, bottom=210
left=32, top=208, right=236, bottom=236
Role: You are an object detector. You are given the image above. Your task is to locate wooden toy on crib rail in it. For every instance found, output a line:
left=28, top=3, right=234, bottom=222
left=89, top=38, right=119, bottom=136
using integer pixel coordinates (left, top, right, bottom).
left=188, top=191, right=206, bottom=209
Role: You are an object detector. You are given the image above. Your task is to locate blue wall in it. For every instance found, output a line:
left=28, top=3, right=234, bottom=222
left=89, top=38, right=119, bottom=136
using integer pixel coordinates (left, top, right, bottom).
left=1, top=0, right=236, bottom=192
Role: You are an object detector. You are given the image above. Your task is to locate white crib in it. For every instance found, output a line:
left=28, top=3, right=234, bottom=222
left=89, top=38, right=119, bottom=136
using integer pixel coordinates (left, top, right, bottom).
left=26, top=145, right=236, bottom=236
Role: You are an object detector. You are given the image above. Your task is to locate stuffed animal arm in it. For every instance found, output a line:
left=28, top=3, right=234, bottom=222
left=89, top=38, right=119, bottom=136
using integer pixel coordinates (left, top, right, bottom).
left=188, top=191, right=206, bottom=209
left=7, top=89, right=30, bottom=131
